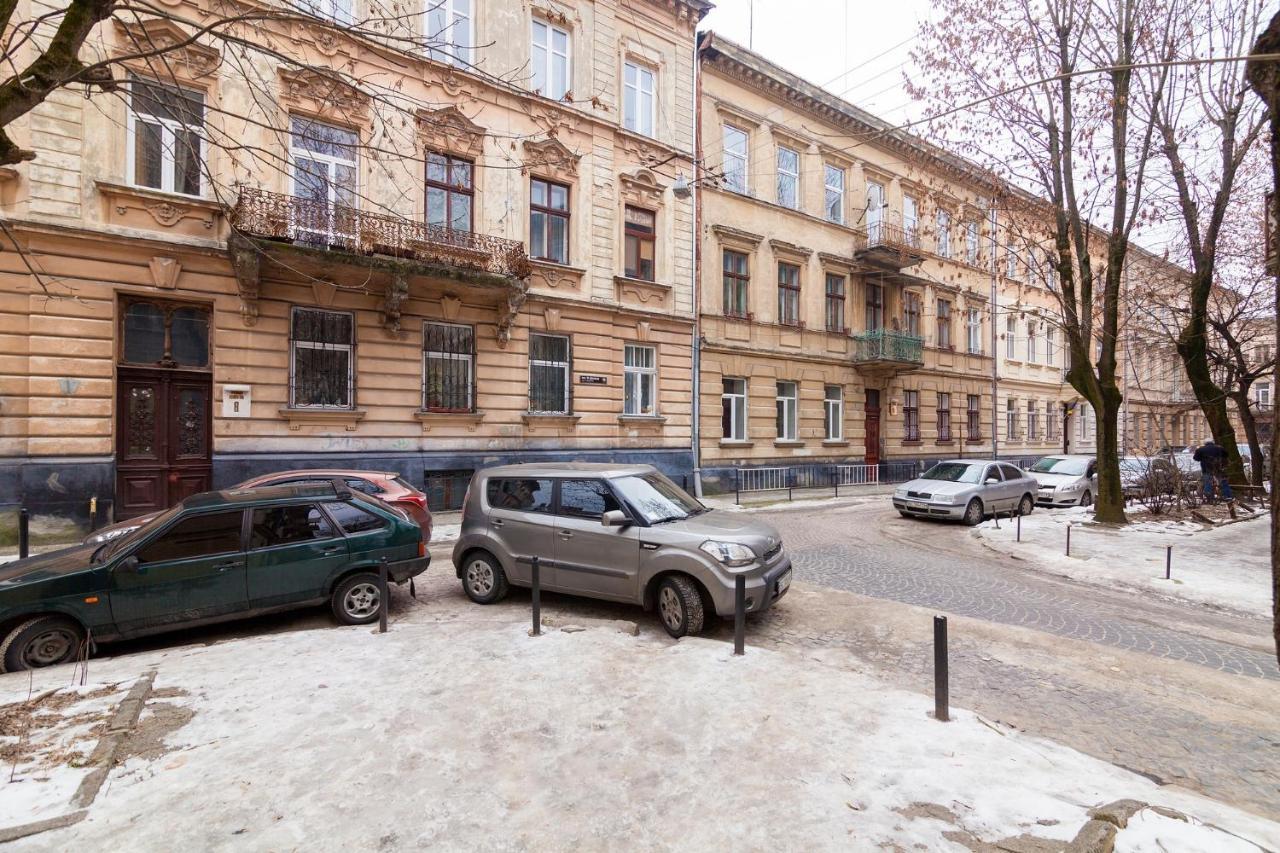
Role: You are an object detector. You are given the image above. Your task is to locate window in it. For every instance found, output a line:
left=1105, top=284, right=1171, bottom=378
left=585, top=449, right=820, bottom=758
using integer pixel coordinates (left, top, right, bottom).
left=966, top=394, right=981, bottom=440
left=1257, top=381, right=1272, bottom=410
left=722, top=378, right=747, bottom=441
left=531, top=19, right=570, bottom=100
left=936, top=210, right=951, bottom=258
left=966, top=307, right=982, bottom=355
left=249, top=505, right=334, bottom=549
left=1027, top=401, right=1038, bottom=440
left=290, top=117, right=358, bottom=243
left=776, top=146, right=799, bottom=209
left=1005, top=316, right=1017, bottom=359
left=775, top=381, right=798, bottom=441
left=937, top=392, right=952, bottom=442
left=423, top=322, right=474, bottom=412
left=1256, top=344, right=1272, bottom=364
left=623, top=206, right=656, bottom=281
left=137, top=510, right=242, bottom=563
left=1006, top=398, right=1019, bottom=439
left=427, top=0, right=472, bottom=67
left=777, top=263, right=801, bottom=326
left=903, top=195, right=919, bottom=244
left=723, top=250, right=749, bottom=318
left=559, top=479, right=623, bottom=519
left=121, top=299, right=209, bottom=368
left=1045, top=327, right=1056, bottom=366
left=323, top=501, right=388, bottom=534
left=964, top=220, right=980, bottom=265
left=1006, top=244, right=1020, bottom=279
left=866, top=181, right=885, bottom=239
left=1027, top=323, right=1037, bottom=363
left=824, top=164, right=845, bottom=224
left=824, top=385, right=843, bottom=441
left=903, top=390, right=920, bottom=441
left=623, top=61, right=655, bottom=136
left=937, top=299, right=952, bottom=349
left=425, top=151, right=473, bottom=233
left=1047, top=401, right=1058, bottom=439
left=904, top=292, right=921, bottom=337
left=486, top=478, right=553, bottom=513
left=825, top=274, right=846, bottom=333
left=308, top=0, right=352, bottom=23
left=290, top=308, right=354, bottom=409
left=128, top=77, right=204, bottom=197
left=530, top=178, right=570, bottom=264
left=528, top=333, right=571, bottom=414
left=866, top=283, right=884, bottom=331
left=623, top=344, right=657, bottom=416
left=723, top=125, right=748, bottom=193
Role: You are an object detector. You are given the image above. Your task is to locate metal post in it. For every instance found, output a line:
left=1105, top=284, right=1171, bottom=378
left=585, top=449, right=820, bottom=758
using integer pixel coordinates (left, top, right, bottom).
left=1066, top=523, right=1071, bottom=557
left=832, top=465, right=839, bottom=498
left=1016, top=512, right=1021, bottom=542
left=933, top=615, right=949, bottom=722
left=378, top=557, right=389, bottom=634
left=531, top=556, right=542, bottom=636
left=1165, top=545, right=1171, bottom=580
left=733, top=574, right=746, bottom=656
left=735, top=471, right=740, bottom=506
left=18, top=508, right=29, bottom=560
left=787, top=469, right=793, bottom=502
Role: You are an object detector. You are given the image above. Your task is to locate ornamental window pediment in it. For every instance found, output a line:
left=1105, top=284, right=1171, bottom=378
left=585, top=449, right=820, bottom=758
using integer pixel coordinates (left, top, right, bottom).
left=113, top=19, right=220, bottom=84
left=278, top=67, right=371, bottom=126
left=416, top=106, right=486, bottom=158
left=523, top=136, right=581, bottom=180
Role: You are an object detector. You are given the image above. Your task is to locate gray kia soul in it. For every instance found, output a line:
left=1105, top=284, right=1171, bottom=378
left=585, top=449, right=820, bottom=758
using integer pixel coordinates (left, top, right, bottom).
left=451, top=463, right=793, bottom=637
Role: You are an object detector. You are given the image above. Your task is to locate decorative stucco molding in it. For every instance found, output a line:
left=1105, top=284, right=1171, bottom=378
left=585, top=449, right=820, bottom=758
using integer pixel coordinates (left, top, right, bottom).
left=278, top=67, right=370, bottom=125
left=113, top=20, right=220, bottom=82
left=523, top=137, right=581, bottom=179
left=416, top=106, right=486, bottom=158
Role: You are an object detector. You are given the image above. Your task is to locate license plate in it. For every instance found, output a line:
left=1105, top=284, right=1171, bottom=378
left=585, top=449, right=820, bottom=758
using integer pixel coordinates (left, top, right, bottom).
left=777, top=570, right=792, bottom=593
left=907, top=501, right=926, bottom=510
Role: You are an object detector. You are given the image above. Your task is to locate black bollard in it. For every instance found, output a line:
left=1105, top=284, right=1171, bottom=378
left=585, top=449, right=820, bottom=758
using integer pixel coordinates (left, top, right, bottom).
left=1165, top=545, right=1172, bottom=580
left=733, top=574, right=746, bottom=656
left=933, top=615, right=949, bottom=722
left=378, top=557, right=389, bottom=634
left=18, top=508, right=29, bottom=560
left=1065, top=523, right=1071, bottom=557
left=531, top=556, right=542, bottom=636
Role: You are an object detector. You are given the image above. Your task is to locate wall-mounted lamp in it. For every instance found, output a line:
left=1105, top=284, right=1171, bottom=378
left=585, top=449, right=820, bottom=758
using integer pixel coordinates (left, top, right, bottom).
left=672, top=173, right=692, bottom=200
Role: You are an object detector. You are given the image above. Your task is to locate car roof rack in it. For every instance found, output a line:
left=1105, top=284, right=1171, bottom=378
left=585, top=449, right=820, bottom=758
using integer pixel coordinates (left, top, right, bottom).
left=329, top=478, right=354, bottom=500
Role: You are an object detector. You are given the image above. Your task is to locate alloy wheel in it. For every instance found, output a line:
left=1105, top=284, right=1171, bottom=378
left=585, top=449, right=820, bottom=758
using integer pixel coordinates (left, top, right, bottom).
left=466, top=560, right=494, bottom=596
left=343, top=582, right=381, bottom=619
left=658, top=586, right=683, bottom=631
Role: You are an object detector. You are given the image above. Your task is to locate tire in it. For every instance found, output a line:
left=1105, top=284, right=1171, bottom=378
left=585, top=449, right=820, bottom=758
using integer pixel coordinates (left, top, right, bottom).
left=1018, top=494, right=1034, bottom=516
left=460, top=551, right=509, bottom=604
left=656, top=575, right=705, bottom=638
left=898, top=510, right=912, bottom=518
left=331, top=572, right=384, bottom=625
left=0, top=616, right=84, bottom=673
left=962, top=498, right=984, bottom=526
left=1079, top=490, right=1092, bottom=507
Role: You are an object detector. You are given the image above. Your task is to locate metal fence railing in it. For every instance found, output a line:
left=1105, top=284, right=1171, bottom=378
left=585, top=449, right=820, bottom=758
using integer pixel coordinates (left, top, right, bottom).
left=879, top=461, right=923, bottom=485
left=735, top=467, right=791, bottom=503
left=833, top=463, right=878, bottom=495
left=734, top=461, right=922, bottom=503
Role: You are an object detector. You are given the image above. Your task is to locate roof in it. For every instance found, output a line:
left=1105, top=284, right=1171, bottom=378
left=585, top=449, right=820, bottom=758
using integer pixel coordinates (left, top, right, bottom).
left=476, top=462, right=657, bottom=478
left=182, top=482, right=351, bottom=508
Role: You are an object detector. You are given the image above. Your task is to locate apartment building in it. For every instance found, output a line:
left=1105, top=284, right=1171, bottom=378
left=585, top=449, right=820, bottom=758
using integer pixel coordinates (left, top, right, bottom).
left=0, top=0, right=710, bottom=521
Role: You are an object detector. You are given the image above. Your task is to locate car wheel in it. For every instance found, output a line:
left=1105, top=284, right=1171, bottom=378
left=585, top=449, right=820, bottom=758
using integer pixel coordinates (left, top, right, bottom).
left=0, top=616, right=84, bottom=673
left=331, top=572, right=383, bottom=625
left=898, top=510, right=912, bottom=518
left=1018, top=494, right=1034, bottom=516
left=1079, top=490, right=1092, bottom=507
left=461, top=552, right=509, bottom=604
left=962, top=498, right=984, bottom=526
left=656, top=575, right=705, bottom=638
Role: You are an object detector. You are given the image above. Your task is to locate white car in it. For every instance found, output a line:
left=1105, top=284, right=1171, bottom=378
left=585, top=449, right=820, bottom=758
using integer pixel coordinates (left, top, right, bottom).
left=893, top=460, right=1039, bottom=525
left=1028, top=455, right=1097, bottom=507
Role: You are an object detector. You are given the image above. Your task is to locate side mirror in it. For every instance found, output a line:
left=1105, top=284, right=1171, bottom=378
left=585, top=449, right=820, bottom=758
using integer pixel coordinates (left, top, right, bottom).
left=984, top=477, right=1000, bottom=485
left=601, top=510, right=629, bottom=528
left=117, top=555, right=141, bottom=573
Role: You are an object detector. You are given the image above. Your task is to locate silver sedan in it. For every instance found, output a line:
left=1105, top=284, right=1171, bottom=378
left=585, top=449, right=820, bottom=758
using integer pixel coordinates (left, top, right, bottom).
left=892, top=460, right=1040, bottom=525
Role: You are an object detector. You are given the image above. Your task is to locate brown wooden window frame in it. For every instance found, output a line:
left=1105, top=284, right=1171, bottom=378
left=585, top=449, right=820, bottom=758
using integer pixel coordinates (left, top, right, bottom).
left=425, top=151, right=474, bottom=233
left=723, top=249, right=750, bottom=319
left=530, top=177, right=570, bottom=264
left=777, top=262, right=801, bottom=327
left=119, top=296, right=211, bottom=371
left=903, top=389, right=920, bottom=442
left=966, top=394, right=982, bottom=441
left=624, top=205, right=656, bottom=281
left=904, top=291, right=921, bottom=337
left=824, top=273, right=846, bottom=333
left=937, top=299, right=952, bottom=349
left=937, top=391, right=952, bottom=442
left=865, top=282, right=884, bottom=332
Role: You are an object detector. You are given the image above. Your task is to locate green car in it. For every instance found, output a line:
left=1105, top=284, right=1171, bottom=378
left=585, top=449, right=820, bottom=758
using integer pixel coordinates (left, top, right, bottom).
left=0, top=482, right=429, bottom=672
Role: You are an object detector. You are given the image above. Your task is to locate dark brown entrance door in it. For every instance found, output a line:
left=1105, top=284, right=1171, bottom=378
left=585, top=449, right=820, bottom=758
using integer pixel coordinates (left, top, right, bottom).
left=115, top=298, right=213, bottom=519
left=864, top=389, right=881, bottom=466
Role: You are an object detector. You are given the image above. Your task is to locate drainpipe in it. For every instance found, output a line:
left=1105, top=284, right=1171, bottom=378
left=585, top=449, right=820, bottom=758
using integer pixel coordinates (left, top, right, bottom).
left=989, top=199, right=1000, bottom=460
left=689, top=36, right=704, bottom=498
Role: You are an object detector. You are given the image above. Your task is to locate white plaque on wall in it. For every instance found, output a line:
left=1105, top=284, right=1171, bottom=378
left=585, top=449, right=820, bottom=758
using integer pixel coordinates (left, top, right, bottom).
left=222, top=384, right=252, bottom=418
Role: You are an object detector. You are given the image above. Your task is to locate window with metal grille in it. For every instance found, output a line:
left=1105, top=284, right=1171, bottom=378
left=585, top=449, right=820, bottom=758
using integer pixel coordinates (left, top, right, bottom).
left=722, top=378, right=747, bottom=440
left=937, top=299, right=952, bottom=349
left=825, top=273, right=846, bottom=333
left=777, top=146, right=799, bottom=208
left=624, top=206, right=656, bottom=281
left=967, top=394, right=981, bottom=440
left=1047, top=401, right=1059, bottom=439
left=1006, top=398, right=1019, bottom=439
left=426, top=152, right=473, bottom=233
left=824, top=385, right=843, bottom=441
left=937, top=392, right=952, bottom=441
left=290, top=308, right=354, bottom=409
left=528, top=333, right=570, bottom=414
left=775, top=381, right=798, bottom=440
left=530, top=178, right=570, bottom=263
left=777, top=263, right=801, bottom=326
left=423, top=322, right=474, bottom=412
left=623, top=344, right=657, bottom=416
left=128, top=76, right=204, bottom=197
left=866, top=282, right=884, bottom=331
left=723, top=250, right=749, bottom=318
left=904, top=292, right=921, bottom=336
left=903, top=390, right=920, bottom=441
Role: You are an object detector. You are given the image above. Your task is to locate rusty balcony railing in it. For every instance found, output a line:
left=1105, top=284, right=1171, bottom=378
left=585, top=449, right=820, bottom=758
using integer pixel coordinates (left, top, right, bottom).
left=230, top=186, right=530, bottom=279
left=854, top=222, right=923, bottom=254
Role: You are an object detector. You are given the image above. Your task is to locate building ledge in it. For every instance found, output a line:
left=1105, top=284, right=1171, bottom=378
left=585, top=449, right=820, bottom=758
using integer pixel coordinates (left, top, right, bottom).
left=521, top=413, right=582, bottom=429
left=614, top=275, right=673, bottom=310
left=414, top=410, right=486, bottom=432
left=528, top=258, right=588, bottom=292
left=718, top=439, right=755, bottom=448
left=821, top=440, right=850, bottom=447
left=278, top=408, right=367, bottom=431
left=617, top=414, right=667, bottom=427
left=96, top=180, right=223, bottom=235
left=773, top=440, right=805, bottom=448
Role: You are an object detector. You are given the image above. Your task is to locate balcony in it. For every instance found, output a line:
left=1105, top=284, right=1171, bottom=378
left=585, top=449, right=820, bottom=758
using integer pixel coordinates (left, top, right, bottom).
left=851, top=329, right=924, bottom=378
left=853, top=223, right=926, bottom=272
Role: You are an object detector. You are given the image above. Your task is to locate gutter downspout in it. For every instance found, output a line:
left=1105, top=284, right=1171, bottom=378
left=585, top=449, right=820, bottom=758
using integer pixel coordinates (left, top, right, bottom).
left=690, top=34, right=704, bottom=498
left=990, top=200, right=1000, bottom=460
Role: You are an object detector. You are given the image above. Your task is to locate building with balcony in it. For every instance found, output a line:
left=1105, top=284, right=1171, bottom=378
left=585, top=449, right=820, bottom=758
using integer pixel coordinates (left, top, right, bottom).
left=0, top=0, right=709, bottom=522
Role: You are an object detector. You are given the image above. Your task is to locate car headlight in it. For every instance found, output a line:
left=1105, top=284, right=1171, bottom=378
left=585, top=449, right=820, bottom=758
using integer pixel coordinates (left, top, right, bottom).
left=894, top=488, right=908, bottom=498
left=699, top=540, right=756, bottom=568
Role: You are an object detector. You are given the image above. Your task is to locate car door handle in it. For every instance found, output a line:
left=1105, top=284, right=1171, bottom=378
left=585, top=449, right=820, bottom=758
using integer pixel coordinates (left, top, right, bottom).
left=213, top=560, right=242, bottom=572
left=320, top=544, right=342, bottom=554
left=492, top=519, right=505, bottom=528
left=558, top=530, right=574, bottom=539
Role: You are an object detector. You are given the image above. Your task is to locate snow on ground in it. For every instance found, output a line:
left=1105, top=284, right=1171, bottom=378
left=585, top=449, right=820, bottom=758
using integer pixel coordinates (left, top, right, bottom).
left=974, top=506, right=1271, bottom=617
left=1, top=615, right=1276, bottom=851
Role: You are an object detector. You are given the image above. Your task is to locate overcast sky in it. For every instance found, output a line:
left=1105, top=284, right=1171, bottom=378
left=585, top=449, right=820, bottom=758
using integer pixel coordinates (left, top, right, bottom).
left=698, top=0, right=935, bottom=123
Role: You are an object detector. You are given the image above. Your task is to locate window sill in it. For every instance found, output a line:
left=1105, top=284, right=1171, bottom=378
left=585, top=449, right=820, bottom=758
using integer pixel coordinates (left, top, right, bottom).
left=414, top=410, right=486, bottom=432
left=822, top=440, right=850, bottom=447
left=935, top=440, right=955, bottom=446
left=521, top=413, right=581, bottom=429
left=718, top=439, right=755, bottom=448
left=773, top=440, right=805, bottom=447
left=617, top=414, right=667, bottom=426
left=901, top=440, right=923, bottom=447
left=278, top=408, right=366, bottom=431
left=966, top=437, right=985, bottom=445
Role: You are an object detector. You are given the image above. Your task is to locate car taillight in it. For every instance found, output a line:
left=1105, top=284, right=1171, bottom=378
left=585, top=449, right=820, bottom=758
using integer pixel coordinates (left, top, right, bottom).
left=400, top=493, right=428, bottom=509
left=418, top=538, right=426, bottom=558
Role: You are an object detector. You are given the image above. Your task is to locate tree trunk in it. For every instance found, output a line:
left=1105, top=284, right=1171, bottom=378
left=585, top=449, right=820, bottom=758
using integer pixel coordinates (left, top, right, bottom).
left=1177, top=271, right=1245, bottom=485
left=1093, top=380, right=1127, bottom=523
left=1231, top=391, right=1266, bottom=487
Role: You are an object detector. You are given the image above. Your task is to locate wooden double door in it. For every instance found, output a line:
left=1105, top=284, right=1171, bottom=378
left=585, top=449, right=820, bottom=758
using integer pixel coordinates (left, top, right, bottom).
left=115, top=367, right=212, bottom=519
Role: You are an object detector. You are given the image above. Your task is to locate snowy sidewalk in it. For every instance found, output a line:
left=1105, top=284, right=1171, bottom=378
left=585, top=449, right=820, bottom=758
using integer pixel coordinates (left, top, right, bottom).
left=2, top=612, right=1277, bottom=850
left=974, top=507, right=1271, bottom=617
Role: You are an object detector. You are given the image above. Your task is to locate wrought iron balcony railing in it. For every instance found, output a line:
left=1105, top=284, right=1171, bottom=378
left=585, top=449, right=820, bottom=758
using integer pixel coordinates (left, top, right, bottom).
left=852, top=329, right=925, bottom=365
left=854, top=222, right=922, bottom=254
left=230, top=187, right=530, bottom=279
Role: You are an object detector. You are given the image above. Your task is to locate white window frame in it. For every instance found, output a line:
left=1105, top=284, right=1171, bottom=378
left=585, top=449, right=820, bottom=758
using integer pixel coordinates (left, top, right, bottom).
left=1006, top=244, right=1020, bottom=279
left=422, top=321, right=474, bottom=412
left=1027, top=323, right=1038, bottom=363
left=824, top=385, right=843, bottom=441
left=1006, top=316, right=1017, bottom=359
left=126, top=77, right=205, bottom=198
left=965, top=220, right=980, bottom=265
left=623, top=61, right=656, bottom=137
left=426, top=0, right=473, bottom=67
left=1257, top=381, right=1271, bottom=409
left=967, top=308, right=982, bottom=354
left=936, top=209, right=951, bottom=257
left=723, top=125, right=748, bottom=193
left=528, top=332, right=571, bottom=414
left=903, top=195, right=919, bottom=243
left=1027, top=401, right=1038, bottom=440
left=289, top=116, right=359, bottom=244
left=776, top=145, right=799, bottom=209
left=722, top=378, right=747, bottom=441
left=1046, top=327, right=1056, bottom=366
left=1006, top=398, right=1019, bottom=439
left=866, top=181, right=886, bottom=238
left=309, top=0, right=352, bottom=24
left=623, top=343, right=657, bottom=416
left=289, top=307, right=355, bottom=410
left=1047, top=401, right=1059, bottom=439
left=531, top=19, right=571, bottom=101
left=824, top=164, right=845, bottom=224
left=776, top=381, right=798, bottom=441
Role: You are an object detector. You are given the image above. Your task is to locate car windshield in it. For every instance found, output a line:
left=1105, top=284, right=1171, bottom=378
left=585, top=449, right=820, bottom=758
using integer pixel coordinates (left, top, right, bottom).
left=1030, top=457, right=1090, bottom=476
left=920, top=462, right=984, bottom=484
left=610, top=473, right=706, bottom=524
left=94, top=504, right=182, bottom=562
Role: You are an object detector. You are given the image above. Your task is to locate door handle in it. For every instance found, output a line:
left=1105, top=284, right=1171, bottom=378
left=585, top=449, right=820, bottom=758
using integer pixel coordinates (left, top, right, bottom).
left=321, top=545, right=342, bottom=554
left=558, top=530, right=573, bottom=539
left=492, top=519, right=505, bottom=528
left=213, top=560, right=241, bottom=572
